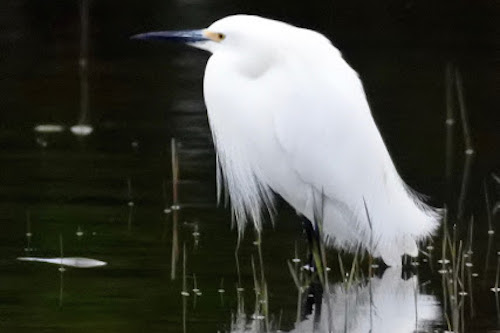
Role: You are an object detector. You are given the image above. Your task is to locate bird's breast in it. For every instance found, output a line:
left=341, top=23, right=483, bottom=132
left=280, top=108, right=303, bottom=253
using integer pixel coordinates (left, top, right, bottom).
left=203, top=55, right=314, bottom=215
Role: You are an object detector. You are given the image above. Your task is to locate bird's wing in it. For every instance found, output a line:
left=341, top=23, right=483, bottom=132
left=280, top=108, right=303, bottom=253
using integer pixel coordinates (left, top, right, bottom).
left=270, top=51, right=388, bottom=216
left=268, top=45, right=439, bottom=265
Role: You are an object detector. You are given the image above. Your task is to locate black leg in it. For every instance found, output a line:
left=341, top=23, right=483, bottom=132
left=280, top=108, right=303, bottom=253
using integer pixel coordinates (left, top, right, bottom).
left=301, top=215, right=315, bottom=268
left=300, top=215, right=323, bottom=321
left=401, top=255, right=417, bottom=279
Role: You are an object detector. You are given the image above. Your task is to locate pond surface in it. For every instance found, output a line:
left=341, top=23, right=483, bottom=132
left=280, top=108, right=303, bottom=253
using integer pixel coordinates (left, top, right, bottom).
left=0, top=0, right=498, bottom=332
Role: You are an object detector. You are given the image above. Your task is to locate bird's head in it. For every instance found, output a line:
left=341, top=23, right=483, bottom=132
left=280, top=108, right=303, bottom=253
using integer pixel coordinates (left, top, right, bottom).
left=132, top=15, right=333, bottom=77
left=131, top=15, right=297, bottom=54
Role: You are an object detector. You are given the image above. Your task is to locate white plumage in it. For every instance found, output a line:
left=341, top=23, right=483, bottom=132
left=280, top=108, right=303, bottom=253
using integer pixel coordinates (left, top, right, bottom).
left=135, top=15, right=440, bottom=266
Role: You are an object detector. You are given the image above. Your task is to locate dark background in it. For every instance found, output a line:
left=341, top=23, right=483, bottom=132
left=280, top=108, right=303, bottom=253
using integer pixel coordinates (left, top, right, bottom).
left=1, top=0, right=498, bottom=191
left=0, top=0, right=498, bottom=332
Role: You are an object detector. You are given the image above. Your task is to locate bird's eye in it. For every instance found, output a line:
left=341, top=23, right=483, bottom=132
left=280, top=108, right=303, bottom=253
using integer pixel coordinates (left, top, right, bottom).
left=217, top=33, right=226, bottom=41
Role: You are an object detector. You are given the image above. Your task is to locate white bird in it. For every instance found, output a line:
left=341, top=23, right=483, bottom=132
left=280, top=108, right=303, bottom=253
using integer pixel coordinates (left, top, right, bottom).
left=133, top=15, right=440, bottom=266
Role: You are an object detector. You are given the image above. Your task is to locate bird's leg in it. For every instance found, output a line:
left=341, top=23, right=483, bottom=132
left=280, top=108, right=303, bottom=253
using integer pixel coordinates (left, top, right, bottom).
left=401, top=255, right=417, bottom=279
left=303, top=278, right=323, bottom=324
left=301, top=215, right=323, bottom=321
left=301, top=216, right=325, bottom=276
left=301, top=215, right=316, bottom=270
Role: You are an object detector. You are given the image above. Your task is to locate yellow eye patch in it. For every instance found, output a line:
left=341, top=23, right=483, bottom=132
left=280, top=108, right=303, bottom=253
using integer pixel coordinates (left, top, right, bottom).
left=203, top=30, right=226, bottom=42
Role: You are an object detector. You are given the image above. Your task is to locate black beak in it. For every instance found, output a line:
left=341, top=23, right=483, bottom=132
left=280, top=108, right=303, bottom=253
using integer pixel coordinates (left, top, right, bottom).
left=131, top=29, right=208, bottom=43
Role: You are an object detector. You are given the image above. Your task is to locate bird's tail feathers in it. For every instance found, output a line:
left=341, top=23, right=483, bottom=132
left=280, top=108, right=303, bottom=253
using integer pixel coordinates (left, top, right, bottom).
left=321, top=181, right=441, bottom=266
left=372, top=183, right=441, bottom=266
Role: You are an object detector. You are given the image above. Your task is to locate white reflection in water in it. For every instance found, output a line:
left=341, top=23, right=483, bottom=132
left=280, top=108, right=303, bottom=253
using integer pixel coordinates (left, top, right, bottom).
left=232, top=268, right=441, bottom=333
left=33, top=124, right=65, bottom=133
left=70, top=124, right=94, bottom=136
left=17, top=257, right=106, bottom=268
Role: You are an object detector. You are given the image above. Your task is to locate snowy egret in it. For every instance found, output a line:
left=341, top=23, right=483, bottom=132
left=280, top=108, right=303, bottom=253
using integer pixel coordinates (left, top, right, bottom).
left=133, top=15, right=440, bottom=266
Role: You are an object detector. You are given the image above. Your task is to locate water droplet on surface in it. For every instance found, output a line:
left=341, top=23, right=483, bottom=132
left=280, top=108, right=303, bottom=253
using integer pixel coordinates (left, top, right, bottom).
left=70, top=124, right=94, bottom=136
left=34, top=124, right=65, bottom=133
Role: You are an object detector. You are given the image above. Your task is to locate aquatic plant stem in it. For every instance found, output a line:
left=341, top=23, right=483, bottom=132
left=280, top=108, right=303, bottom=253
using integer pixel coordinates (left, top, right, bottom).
left=171, top=138, right=180, bottom=280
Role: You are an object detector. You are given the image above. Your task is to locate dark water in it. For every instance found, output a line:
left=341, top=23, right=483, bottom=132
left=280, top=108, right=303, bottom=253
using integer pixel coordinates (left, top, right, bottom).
left=0, top=0, right=499, bottom=332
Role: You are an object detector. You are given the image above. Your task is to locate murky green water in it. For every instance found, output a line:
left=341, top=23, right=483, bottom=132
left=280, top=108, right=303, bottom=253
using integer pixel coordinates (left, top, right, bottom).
left=0, top=1, right=498, bottom=332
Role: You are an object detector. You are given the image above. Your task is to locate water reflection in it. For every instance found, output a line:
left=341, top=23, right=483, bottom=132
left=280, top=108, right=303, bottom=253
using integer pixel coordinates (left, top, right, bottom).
left=17, top=256, right=107, bottom=268
left=33, top=124, right=65, bottom=133
left=71, top=0, right=94, bottom=138
left=70, top=124, right=94, bottom=136
left=232, top=268, right=441, bottom=333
